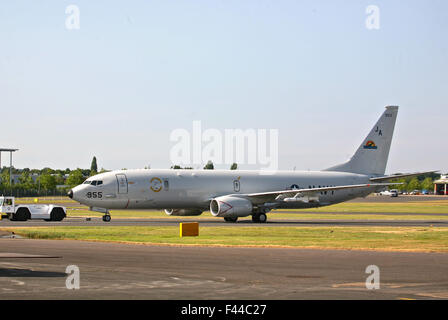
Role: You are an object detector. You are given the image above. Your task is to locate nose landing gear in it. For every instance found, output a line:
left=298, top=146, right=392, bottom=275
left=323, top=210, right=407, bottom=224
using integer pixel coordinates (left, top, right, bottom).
left=89, top=207, right=112, bottom=222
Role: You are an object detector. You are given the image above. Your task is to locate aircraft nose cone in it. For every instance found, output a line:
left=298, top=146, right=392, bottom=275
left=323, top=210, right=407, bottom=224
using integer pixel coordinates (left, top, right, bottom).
left=68, top=189, right=73, bottom=199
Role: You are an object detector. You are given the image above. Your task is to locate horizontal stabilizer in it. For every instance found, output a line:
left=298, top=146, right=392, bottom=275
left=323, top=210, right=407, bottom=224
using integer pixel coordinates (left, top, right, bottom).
left=370, top=171, right=439, bottom=182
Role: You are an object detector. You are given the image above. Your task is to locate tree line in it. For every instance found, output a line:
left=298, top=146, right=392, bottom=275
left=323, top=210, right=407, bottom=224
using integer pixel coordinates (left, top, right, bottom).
left=390, top=176, right=436, bottom=193
left=170, top=161, right=238, bottom=170
left=388, top=172, right=439, bottom=193
left=0, top=156, right=105, bottom=197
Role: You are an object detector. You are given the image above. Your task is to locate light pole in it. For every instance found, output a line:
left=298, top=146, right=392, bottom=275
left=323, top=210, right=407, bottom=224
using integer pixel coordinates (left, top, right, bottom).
left=0, top=148, right=19, bottom=193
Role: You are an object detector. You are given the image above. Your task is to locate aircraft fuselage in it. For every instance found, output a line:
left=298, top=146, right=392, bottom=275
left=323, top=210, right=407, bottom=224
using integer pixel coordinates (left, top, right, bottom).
left=71, top=169, right=377, bottom=211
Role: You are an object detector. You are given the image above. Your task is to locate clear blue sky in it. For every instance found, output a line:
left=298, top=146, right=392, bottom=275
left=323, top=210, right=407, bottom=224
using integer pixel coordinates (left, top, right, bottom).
left=0, top=0, right=447, bottom=173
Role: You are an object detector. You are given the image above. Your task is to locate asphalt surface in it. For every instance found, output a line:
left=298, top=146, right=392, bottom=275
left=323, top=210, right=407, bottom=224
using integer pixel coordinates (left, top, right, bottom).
left=0, top=238, right=447, bottom=300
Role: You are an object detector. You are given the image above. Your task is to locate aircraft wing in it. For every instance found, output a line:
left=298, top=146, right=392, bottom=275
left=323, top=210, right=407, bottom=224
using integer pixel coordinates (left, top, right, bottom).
left=243, top=183, right=398, bottom=204
left=369, top=171, right=439, bottom=182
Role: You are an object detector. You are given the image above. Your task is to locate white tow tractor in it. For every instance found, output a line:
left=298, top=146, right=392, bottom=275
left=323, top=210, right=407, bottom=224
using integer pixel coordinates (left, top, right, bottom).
left=0, top=196, right=66, bottom=221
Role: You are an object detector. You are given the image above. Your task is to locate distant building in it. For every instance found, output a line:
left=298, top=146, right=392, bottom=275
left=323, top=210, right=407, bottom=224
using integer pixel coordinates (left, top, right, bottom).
left=434, top=174, right=448, bottom=195
left=2, top=173, right=41, bottom=185
left=4, top=174, right=25, bottom=185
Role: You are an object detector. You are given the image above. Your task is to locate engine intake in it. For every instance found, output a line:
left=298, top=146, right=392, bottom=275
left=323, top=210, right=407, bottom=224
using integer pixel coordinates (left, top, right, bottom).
left=164, top=209, right=203, bottom=216
left=210, top=196, right=253, bottom=217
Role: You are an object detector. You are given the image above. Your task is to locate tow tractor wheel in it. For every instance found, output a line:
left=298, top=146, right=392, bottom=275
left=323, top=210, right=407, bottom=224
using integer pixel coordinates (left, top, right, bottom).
left=49, top=207, right=66, bottom=221
left=252, top=213, right=267, bottom=223
left=224, top=216, right=238, bottom=223
left=11, top=208, right=30, bottom=221
left=102, top=215, right=111, bottom=222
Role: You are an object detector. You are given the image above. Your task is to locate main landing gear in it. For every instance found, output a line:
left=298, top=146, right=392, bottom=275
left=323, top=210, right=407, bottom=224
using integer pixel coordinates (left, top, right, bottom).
left=252, top=212, right=267, bottom=223
left=222, top=211, right=269, bottom=223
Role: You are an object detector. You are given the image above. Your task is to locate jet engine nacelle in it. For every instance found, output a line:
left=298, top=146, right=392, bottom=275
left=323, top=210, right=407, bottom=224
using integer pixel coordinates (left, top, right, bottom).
left=164, top=209, right=203, bottom=216
left=210, top=196, right=253, bottom=217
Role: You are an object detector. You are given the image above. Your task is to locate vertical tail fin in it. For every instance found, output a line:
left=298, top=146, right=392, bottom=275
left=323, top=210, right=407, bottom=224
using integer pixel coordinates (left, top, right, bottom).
left=325, top=106, right=399, bottom=176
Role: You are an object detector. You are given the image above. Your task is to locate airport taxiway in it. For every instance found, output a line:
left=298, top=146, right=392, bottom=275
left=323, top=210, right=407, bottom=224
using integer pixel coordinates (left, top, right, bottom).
left=1, top=238, right=448, bottom=300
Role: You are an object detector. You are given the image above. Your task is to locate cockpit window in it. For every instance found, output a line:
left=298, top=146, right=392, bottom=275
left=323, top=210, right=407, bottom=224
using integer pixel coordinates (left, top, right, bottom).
left=83, top=180, right=103, bottom=186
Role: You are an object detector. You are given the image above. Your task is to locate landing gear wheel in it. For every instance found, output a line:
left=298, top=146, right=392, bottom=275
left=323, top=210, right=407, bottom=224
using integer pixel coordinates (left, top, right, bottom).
left=252, top=213, right=267, bottom=223
left=224, top=217, right=238, bottom=223
left=102, top=215, right=111, bottom=222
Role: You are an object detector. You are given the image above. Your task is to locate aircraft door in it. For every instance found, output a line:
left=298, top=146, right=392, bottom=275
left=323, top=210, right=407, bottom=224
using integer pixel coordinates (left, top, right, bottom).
left=116, top=174, right=128, bottom=194
left=233, top=179, right=240, bottom=192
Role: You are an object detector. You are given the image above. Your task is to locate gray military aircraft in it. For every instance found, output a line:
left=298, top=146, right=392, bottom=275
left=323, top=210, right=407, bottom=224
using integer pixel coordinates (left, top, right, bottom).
left=68, top=106, right=435, bottom=223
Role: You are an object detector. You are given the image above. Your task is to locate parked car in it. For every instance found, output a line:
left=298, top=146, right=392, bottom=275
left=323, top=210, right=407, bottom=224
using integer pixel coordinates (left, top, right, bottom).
left=390, top=189, right=399, bottom=197
left=379, top=190, right=399, bottom=197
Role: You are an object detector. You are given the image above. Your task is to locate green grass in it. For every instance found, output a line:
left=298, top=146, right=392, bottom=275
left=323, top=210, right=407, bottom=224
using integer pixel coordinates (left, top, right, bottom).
left=2, top=226, right=448, bottom=252
left=298, top=201, right=448, bottom=214
left=15, top=197, right=75, bottom=204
